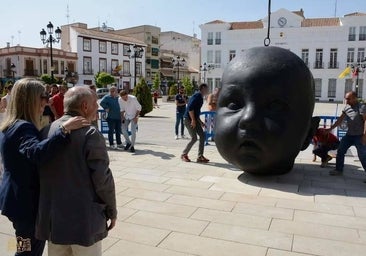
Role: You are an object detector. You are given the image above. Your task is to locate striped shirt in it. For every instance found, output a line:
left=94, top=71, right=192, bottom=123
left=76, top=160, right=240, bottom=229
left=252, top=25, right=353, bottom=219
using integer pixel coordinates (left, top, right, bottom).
left=343, top=103, right=366, bottom=136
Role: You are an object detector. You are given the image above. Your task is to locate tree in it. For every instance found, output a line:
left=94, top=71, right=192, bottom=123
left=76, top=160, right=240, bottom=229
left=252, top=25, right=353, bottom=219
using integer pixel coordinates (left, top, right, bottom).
left=152, top=73, right=161, bottom=91
left=169, top=84, right=178, bottom=96
left=182, top=76, right=194, bottom=96
left=95, top=72, right=115, bottom=88
left=133, top=77, right=153, bottom=117
left=40, top=74, right=56, bottom=85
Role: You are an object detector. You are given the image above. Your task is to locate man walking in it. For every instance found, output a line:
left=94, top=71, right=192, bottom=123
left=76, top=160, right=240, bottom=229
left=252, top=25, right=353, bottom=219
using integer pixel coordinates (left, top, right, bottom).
left=119, top=90, right=141, bottom=153
left=327, top=91, right=366, bottom=175
left=36, top=86, right=117, bottom=256
left=100, top=86, right=123, bottom=149
left=175, top=86, right=187, bottom=140
left=181, top=83, right=210, bottom=163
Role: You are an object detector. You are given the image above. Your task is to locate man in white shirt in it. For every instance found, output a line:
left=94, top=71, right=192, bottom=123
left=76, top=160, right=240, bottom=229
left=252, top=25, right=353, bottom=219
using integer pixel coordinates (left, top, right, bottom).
left=118, top=90, right=142, bottom=153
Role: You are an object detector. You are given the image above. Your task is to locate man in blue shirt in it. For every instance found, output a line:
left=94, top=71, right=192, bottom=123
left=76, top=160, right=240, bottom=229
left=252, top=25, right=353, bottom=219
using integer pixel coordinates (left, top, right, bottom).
left=181, top=83, right=210, bottom=163
left=100, top=86, right=123, bottom=149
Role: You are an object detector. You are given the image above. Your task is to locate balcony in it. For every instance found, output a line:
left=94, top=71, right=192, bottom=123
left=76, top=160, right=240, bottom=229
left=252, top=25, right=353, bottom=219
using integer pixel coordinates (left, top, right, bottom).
left=215, top=39, right=221, bottom=45
left=313, top=61, right=324, bottom=69
left=348, top=34, right=356, bottom=41
left=328, top=62, right=339, bottom=69
left=24, top=69, right=38, bottom=76
left=207, top=39, right=213, bottom=45
left=83, top=69, right=94, bottom=75
left=2, top=69, right=12, bottom=78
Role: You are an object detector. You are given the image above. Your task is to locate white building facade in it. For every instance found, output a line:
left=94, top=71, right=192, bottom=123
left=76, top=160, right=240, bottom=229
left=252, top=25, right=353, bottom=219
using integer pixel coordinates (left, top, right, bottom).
left=200, top=8, right=366, bottom=101
left=61, top=23, right=146, bottom=90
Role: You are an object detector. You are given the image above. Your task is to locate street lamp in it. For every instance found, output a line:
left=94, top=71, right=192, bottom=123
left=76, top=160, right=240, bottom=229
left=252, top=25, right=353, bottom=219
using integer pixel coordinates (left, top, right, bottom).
left=172, top=56, right=185, bottom=90
left=127, top=45, right=144, bottom=88
left=200, top=62, right=214, bottom=83
left=10, top=63, right=16, bottom=82
left=40, top=21, right=62, bottom=80
left=351, top=57, right=366, bottom=97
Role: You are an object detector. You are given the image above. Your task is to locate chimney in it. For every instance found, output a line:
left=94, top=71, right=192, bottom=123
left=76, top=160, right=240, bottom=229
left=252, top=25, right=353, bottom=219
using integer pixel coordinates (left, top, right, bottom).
left=6, top=42, right=10, bottom=48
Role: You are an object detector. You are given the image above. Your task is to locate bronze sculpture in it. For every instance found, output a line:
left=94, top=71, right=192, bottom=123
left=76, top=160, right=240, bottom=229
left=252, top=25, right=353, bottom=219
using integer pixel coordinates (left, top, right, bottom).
left=215, top=46, right=316, bottom=175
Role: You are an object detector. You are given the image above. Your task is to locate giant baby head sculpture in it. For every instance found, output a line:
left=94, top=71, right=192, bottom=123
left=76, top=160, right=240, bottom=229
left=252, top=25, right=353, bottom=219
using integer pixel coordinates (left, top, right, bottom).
left=215, top=46, right=315, bottom=175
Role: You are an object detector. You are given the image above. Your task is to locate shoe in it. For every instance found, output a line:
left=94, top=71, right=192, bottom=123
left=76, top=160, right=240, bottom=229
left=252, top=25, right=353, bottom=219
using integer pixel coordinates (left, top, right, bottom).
left=181, top=135, right=186, bottom=139
left=197, top=156, right=210, bottom=163
left=181, top=154, right=191, bottom=162
left=329, top=169, right=342, bottom=176
left=124, top=143, right=131, bottom=151
left=320, top=162, right=326, bottom=168
left=130, top=146, right=135, bottom=153
left=117, top=144, right=124, bottom=149
left=325, top=155, right=332, bottom=163
left=175, top=135, right=179, bottom=140
left=109, top=145, right=117, bottom=149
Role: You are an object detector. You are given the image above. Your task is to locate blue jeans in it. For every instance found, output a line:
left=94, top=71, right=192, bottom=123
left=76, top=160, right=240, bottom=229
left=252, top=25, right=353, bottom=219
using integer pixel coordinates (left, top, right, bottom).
left=106, top=118, right=122, bottom=146
left=122, top=119, right=138, bottom=147
left=336, top=135, right=366, bottom=171
left=175, top=111, right=185, bottom=136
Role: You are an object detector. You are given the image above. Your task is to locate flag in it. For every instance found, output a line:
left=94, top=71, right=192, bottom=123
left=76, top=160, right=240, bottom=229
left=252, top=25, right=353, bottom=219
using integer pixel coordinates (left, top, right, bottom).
left=338, top=66, right=351, bottom=78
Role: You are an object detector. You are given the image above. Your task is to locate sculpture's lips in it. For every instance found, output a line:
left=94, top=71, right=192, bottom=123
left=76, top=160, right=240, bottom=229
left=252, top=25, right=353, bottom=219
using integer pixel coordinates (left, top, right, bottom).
left=239, top=139, right=262, bottom=152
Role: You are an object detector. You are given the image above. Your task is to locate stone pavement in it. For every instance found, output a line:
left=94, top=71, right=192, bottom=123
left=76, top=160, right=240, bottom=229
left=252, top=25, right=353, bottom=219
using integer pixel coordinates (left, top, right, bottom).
left=1, top=102, right=366, bottom=256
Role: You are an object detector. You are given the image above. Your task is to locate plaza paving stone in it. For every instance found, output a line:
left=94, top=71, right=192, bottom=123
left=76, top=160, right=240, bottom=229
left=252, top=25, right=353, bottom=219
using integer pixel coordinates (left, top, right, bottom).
left=1, top=102, right=366, bottom=255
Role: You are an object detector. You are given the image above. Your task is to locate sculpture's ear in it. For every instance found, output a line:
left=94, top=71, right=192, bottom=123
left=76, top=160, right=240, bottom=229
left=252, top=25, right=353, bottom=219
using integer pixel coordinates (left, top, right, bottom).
left=301, top=116, right=320, bottom=151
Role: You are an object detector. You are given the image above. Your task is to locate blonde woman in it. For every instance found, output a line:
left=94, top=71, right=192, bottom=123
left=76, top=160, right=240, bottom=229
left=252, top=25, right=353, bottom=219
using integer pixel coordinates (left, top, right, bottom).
left=0, top=78, right=89, bottom=256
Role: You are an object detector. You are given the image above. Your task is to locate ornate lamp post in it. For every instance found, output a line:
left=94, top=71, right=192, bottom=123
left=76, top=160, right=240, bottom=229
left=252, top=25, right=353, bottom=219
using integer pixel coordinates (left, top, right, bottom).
left=127, top=45, right=144, bottom=88
left=200, top=62, right=214, bottom=83
left=10, top=63, right=16, bottom=82
left=40, top=22, right=62, bottom=80
left=351, top=57, right=366, bottom=97
left=172, top=56, right=185, bottom=90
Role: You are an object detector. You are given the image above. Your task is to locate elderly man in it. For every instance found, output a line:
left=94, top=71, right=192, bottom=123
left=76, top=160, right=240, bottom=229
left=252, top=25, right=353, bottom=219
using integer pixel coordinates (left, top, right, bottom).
left=36, top=86, right=117, bottom=256
left=327, top=91, right=366, bottom=176
left=119, top=90, right=141, bottom=153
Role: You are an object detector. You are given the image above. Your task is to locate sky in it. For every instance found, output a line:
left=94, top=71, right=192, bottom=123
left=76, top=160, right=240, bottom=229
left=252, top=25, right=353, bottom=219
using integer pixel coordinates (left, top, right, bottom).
left=1, top=0, right=366, bottom=48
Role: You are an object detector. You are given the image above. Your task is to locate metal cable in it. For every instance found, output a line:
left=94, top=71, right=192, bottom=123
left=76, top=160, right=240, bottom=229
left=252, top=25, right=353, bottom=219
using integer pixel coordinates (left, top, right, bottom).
left=264, top=0, right=272, bottom=46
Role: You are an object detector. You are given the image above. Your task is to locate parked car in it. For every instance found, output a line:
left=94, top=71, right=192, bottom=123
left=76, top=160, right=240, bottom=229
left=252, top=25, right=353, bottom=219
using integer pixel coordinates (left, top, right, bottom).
left=96, top=88, right=109, bottom=98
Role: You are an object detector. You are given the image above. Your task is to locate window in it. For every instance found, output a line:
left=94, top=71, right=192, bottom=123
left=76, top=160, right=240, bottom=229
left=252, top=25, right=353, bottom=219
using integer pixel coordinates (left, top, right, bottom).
left=83, top=38, right=91, bottom=51
left=136, top=62, right=142, bottom=76
left=151, top=48, right=159, bottom=56
left=314, top=78, right=322, bottom=97
left=60, top=61, right=65, bottom=75
left=328, top=79, right=336, bottom=98
left=207, top=32, right=213, bottom=45
left=151, top=59, right=159, bottom=69
left=111, top=42, right=118, bottom=55
left=347, top=48, right=355, bottom=65
left=207, top=50, right=214, bottom=64
left=329, top=48, right=338, bottom=69
left=357, top=79, right=364, bottom=97
left=123, top=45, right=130, bottom=56
left=314, top=49, right=323, bottom=69
left=215, top=50, right=221, bottom=68
left=123, top=60, right=130, bottom=76
left=52, top=60, right=59, bottom=74
left=83, top=57, right=92, bottom=74
left=301, top=49, right=309, bottom=66
left=344, top=79, right=353, bottom=94
left=111, top=59, right=119, bottom=74
left=359, top=26, right=366, bottom=41
left=229, top=50, right=236, bottom=61
left=357, top=48, right=365, bottom=62
left=99, top=41, right=107, bottom=53
left=207, top=78, right=213, bottom=89
left=215, top=32, right=221, bottom=45
left=43, top=59, right=48, bottom=74
left=67, top=62, right=75, bottom=72
left=215, top=78, right=221, bottom=88
left=99, top=58, right=107, bottom=72
left=151, top=36, right=159, bottom=45
left=349, top=27, right=356, bottom=41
